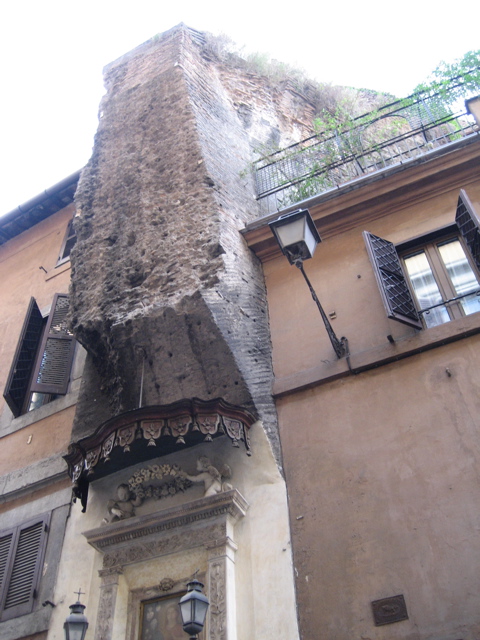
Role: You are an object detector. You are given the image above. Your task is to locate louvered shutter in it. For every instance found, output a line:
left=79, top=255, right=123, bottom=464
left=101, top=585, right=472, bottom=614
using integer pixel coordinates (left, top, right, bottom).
left=3, top=298, right=44, bottom=417
left=0, top=532, right=15, bottom=601
left=456, top=189, right=480, bottom=271
left=30, top=294, right=75, bottom=396
left=0, top=514, right=49, bottom=621
left=363, top=231, right=423, bottom=329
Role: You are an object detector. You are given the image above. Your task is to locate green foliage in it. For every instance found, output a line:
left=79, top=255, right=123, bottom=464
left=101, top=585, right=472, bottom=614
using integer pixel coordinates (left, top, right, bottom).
left=413, top=50, right=480, bottom=107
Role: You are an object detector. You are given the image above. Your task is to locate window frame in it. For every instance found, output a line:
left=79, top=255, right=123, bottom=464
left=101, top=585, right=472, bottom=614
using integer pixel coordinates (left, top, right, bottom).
left=364, top=190, right=480, bottom=330
left=56, top=218, right=76, bottom=267
left=398, top=231, right=480, bottom=326
left=0, top=513, right=50, bottom=622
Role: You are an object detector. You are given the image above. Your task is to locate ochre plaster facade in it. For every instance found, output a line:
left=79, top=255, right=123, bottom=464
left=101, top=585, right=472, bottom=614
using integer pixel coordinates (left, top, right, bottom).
left=245, top=135, right=480, bottom=639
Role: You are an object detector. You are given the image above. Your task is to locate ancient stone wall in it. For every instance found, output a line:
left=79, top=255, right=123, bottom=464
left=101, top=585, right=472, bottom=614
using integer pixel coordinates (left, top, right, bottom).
left=70, top=24, right=319, bottom=465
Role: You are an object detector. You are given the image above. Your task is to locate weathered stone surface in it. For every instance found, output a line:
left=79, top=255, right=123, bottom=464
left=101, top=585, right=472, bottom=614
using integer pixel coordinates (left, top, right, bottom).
left=70, top=25, right=319, bottom=465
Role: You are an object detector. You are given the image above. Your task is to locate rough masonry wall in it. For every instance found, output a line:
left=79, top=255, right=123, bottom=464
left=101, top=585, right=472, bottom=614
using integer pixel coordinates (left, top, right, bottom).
left=70, top=25, right=315, bottom=463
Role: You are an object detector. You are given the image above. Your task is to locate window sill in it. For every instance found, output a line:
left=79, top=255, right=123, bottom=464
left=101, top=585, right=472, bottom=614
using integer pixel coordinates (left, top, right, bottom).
left=0, top=455, right=71, bottom=504
left=273, top=311, right=480, bottom=397
left=46, top=259, right=70, bottom=281
left=0, top=382, right=80, bottom=437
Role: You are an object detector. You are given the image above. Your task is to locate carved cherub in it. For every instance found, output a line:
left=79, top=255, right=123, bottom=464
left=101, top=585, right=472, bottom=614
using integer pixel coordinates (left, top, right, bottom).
left=181, top=456, right=232, bottom=497
left=106, top=483, right=143, bottom=522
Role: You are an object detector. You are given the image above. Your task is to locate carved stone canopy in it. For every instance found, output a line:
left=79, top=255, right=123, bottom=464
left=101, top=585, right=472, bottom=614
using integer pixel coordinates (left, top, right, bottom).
left=64, top=398, right=254, bottom=493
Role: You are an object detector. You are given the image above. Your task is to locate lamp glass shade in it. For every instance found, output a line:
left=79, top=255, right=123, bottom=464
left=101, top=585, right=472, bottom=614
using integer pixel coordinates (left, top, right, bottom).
left=269, top=209, right=321, bottom=264
left=64, top=602, right=89, bottom=640
left=179, top=579, right=209, bottom=636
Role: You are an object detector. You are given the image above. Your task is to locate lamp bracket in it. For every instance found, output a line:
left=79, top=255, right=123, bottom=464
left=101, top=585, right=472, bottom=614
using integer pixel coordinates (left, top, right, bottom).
left=297, top=262, right=348, bottom=359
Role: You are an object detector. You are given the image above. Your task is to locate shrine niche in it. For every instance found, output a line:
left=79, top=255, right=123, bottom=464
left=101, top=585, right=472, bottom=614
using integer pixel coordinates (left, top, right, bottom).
left=64, top=398, right=255, bottom=510
left=84, top=489, right=248, bottom=640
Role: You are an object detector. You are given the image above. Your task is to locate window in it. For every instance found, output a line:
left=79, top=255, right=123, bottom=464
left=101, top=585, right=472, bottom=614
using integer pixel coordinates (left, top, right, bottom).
left=364, top=189, right=480, bottom=329
left=0, top=514, right=49, bottom=621
left=3, top=294, right=75, bottom=417
left=401, top=236, right=480, bottom=328
left=56, top=219, right=76, bottom=266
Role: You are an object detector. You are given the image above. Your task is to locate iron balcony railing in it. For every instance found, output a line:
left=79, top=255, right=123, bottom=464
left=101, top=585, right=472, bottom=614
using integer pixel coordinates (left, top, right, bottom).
left=254, top=72, right=479, bottom=214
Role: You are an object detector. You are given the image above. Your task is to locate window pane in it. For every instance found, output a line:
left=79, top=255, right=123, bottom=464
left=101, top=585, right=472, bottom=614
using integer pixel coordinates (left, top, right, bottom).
left=438, top=239, right=480, bottom=316
left=403, top=252, right=450, bottom=328
left=27, top=392, right=53, bottom=412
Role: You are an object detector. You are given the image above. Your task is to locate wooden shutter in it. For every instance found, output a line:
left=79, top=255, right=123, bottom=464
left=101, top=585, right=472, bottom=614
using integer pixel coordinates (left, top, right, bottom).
left=456, top=189, right=480, bottom=271
left=30, top=294, right=75, bottom=396
left=3, top=298, right=44, bottom=417
left=0, top=532, right=15, bottom=600
left=363, top=231, right=423, bottom=329
left=0, top=514, right=49, bottom=621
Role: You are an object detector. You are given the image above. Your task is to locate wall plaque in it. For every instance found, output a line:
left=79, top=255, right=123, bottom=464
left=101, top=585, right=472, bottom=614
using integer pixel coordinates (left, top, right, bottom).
left=371, top=594, right=408, bottom=626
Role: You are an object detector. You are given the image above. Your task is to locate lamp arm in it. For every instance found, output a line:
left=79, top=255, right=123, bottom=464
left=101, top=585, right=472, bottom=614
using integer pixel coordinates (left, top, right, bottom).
left=297, top=262, right=348, bottom=359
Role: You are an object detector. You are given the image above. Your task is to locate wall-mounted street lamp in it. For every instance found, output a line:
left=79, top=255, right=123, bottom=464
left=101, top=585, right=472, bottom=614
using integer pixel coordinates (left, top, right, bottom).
left=269, top=209, right=348, bottom=359
left=179, top=578, right=210, bottom=640
left=64, top=590, right=89, bottom=640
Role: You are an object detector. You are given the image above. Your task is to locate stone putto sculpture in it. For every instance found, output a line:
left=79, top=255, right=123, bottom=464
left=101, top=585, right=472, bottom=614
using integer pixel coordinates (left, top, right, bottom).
left=180, top=456, right=232, bottom=497
left=106, top=483, right=144, bottom=522
left=103, top=458, right=233, bottom=524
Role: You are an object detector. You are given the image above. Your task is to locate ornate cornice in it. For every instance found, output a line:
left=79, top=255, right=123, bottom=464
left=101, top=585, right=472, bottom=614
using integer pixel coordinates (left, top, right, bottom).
left=83, top=489, right=248, bottom=569
left=64, top=398, right=254, bottom=490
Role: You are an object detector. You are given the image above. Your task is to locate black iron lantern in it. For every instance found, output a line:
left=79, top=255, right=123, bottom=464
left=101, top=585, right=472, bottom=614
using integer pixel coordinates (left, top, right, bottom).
left=64, top=594, right=89, bottom=640
left=178, top=578, right=209, bottom=639
left=269, top=209, right=321, bottom=266
left=269, top=207, right=348, bottom=359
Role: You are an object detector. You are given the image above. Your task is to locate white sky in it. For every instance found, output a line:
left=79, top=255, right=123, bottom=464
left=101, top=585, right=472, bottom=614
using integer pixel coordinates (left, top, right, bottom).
left=0, top=0, right=478, bottom=216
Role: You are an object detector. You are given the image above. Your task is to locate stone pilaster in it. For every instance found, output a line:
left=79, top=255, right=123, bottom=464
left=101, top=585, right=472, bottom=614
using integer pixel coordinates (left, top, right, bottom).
left=94, top=567, right=123, bottom=640
left=206, top=536, right=238, bottom=640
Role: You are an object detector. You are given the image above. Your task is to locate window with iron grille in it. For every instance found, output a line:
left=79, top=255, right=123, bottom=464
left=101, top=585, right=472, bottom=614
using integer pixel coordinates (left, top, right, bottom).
left=3, top=294, right=75, bottom=417
left=364, top=190, right=480, bottom=329
left=0, top=514, right=49, bottom=621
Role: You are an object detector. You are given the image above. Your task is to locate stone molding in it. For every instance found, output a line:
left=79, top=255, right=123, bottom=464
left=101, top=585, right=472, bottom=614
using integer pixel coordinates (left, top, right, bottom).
left=84, top=489, right=248, bottom=556
left=65, top=399, right=254, bottom=490
left=0, top=454, right=69, bottom=505
left=85, top=490, right=247, bottom=640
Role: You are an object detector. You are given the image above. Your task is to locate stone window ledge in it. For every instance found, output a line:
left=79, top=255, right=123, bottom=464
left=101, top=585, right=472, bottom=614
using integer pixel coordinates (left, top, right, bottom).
left=0, top=455, right=71, bottom=505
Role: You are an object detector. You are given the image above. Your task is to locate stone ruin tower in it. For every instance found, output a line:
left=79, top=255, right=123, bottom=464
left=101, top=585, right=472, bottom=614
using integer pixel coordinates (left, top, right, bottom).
left=61, top=25, right=323, bottom=639
left=69, top=24, right=316, bottom=459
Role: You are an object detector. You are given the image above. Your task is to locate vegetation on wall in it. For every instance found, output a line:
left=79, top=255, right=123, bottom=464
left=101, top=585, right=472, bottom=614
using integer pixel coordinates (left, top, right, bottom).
left=202, top=31, right=392, bottom=122
left=254, top=49, right=480, bottom=209
left=203, top=32, right=480, bottom=209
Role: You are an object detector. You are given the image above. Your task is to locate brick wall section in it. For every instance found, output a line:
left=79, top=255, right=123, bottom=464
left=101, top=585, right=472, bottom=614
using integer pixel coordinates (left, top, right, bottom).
left=70, top=25, right=315, bottom=465
left=179, top=32, right=281, bottom=452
